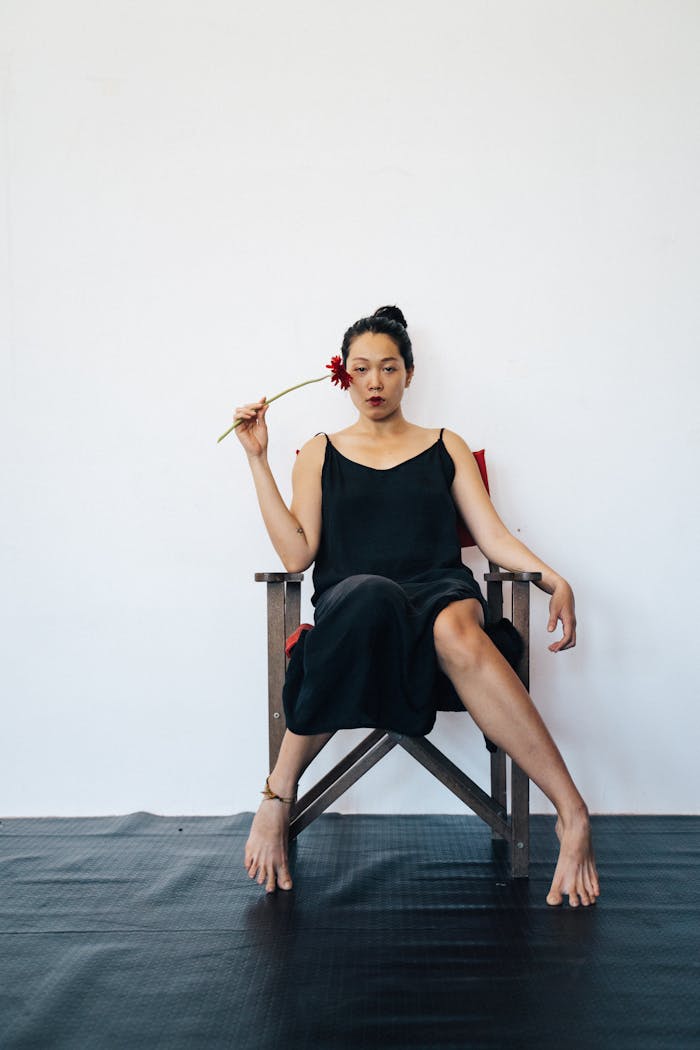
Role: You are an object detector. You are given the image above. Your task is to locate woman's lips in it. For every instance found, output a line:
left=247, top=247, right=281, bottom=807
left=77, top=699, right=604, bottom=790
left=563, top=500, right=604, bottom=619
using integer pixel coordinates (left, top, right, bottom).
left=368, top=397, right=384, bottom=405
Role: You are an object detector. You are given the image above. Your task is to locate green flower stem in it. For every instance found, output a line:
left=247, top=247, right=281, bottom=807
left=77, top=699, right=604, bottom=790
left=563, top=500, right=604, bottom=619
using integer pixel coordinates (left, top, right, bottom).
left=217, top=374, right=330, bottom=443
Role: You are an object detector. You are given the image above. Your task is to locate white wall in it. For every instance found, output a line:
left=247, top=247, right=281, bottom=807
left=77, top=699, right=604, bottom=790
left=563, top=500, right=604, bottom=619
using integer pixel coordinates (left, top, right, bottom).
left=2, top=1, right=698, bottom=816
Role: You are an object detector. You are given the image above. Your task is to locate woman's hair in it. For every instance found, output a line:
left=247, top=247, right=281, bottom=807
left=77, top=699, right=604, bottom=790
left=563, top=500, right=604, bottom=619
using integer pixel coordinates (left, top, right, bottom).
left=341, top=305, right=414, bottom=371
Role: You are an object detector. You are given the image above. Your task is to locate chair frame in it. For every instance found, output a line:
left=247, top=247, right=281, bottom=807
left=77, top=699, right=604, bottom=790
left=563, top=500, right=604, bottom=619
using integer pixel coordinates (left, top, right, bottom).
left=254, top=564, right=541, bottom=878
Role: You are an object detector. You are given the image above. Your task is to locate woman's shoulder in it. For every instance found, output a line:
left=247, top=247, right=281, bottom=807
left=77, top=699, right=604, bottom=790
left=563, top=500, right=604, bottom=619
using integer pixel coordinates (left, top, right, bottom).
left=440, top=430, right=485, bottom=479
left=299, top=432, right=329, bottom=448
left=293, top=433, right=328, bottom=471
left=441, top=428, right=474, bottom=456
left=297, top=432, right=328, bottom=453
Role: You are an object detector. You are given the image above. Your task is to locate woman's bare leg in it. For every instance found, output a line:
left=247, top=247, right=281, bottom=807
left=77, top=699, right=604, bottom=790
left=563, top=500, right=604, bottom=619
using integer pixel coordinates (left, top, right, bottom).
left=434, top=599, right=600, bottom=908
left=244, top=729, right=332, bottom=893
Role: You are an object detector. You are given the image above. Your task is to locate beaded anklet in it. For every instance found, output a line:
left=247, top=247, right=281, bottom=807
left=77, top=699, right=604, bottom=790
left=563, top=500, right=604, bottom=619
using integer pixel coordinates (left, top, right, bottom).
left=261, top=775, right=296, bottom=805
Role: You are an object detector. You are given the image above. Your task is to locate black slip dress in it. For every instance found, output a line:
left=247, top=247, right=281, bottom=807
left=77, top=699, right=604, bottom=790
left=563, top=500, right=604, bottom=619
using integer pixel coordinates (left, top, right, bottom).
left=282, top=429, right=493, bottom=737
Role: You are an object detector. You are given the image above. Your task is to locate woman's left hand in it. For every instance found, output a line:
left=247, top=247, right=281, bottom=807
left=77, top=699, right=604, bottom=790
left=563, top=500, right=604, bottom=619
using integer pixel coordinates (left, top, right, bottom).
left=546, top=580, right=577, bottom=652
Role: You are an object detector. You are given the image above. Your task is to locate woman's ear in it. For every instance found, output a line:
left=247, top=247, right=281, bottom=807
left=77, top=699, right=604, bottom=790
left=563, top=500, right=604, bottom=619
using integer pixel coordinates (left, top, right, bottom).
left=405, top=367, right=415, bottom=387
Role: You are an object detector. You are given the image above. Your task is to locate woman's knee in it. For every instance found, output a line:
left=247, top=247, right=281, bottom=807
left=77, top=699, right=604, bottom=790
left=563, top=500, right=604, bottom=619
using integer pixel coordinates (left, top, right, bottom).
left=433, top=603, right=489, bottom=672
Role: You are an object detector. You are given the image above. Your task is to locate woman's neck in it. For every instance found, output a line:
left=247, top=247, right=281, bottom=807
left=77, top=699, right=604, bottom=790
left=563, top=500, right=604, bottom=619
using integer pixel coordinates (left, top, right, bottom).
left=349, top=411, right=414, bottom=440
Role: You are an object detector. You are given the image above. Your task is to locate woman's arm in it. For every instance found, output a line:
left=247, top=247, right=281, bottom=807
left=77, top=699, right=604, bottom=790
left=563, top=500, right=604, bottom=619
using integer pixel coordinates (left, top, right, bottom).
left=443, top=429, right=577, bottom=651
left=234, top=399, right=324, bottom=573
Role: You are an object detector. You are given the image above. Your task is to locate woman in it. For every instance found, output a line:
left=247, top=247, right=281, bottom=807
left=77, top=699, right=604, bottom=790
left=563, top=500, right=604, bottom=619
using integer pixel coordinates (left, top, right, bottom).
left=234, top=306, right=600, bottom=907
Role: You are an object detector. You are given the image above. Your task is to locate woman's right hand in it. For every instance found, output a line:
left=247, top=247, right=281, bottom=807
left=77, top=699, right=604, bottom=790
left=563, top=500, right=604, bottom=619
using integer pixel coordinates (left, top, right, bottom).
left=232, top=397, right=269, bottom=458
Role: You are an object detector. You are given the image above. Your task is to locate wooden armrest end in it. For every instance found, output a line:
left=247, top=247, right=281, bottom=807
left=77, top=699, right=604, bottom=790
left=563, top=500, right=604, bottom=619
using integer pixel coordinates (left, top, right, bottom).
left=254, top=572, right=305, bottom=583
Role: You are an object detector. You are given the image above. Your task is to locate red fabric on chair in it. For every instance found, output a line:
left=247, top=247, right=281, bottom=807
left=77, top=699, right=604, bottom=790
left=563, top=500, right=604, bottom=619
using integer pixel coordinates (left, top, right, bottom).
left=285, top=622, right=313, bottom=659
left=456, top=449, right=489, bottom=549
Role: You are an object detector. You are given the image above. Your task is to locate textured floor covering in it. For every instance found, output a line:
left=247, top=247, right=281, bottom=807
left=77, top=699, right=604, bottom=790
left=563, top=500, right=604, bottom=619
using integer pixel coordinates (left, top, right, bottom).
left=1, top=813, right=698, bottom=1049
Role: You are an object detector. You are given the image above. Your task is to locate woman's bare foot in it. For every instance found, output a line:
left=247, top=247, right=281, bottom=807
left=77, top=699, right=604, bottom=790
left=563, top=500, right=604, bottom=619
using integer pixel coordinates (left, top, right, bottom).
left=244, top=776, right=295, bottom=893
left=546, top=806, right=600, bottom=907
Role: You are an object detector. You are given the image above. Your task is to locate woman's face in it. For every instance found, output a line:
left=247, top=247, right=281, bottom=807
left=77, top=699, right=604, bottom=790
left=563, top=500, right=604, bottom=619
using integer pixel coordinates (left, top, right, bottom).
left=345, top=331, right=413, bottom=419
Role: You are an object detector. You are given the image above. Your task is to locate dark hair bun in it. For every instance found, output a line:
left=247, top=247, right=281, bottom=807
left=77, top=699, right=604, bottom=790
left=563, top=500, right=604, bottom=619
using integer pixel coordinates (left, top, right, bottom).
left=342, top=305, right=414, bottom=369
left=372, top=305, right=408, bottom=329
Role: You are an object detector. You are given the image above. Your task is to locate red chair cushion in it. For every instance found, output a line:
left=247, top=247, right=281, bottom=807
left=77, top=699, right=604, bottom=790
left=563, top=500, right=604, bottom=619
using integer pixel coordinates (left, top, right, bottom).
left=285, top=622, right=313, bottom=658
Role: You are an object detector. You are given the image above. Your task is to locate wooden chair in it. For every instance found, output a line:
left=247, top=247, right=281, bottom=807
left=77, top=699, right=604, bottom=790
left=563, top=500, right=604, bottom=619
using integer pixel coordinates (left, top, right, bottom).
left=254, top=450, right=540, bottom=878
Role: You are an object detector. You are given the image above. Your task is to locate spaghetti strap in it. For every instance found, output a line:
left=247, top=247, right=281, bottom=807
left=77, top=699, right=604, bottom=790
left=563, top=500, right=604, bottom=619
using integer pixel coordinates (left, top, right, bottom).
left=439, top=427, right=445, bottom=440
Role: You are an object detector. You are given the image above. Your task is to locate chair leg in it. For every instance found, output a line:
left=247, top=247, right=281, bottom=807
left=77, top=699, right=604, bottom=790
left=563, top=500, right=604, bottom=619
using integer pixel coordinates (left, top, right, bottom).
left=262, top=578, right=301, bottom=773
left=510, top=580, right=532, bottom=878
left=510, top=761, right=530, bottom=877
left=490, top=749, right=507, bottom=840
left=264, top=582, right=287, bottom=773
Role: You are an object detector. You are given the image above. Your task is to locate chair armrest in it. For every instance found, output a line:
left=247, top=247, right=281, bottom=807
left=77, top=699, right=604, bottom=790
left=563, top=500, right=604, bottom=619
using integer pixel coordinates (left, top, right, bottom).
left=484, top=571, right=539, bottom=693
left=254, top=572, right=305, bottom=582
left=484, top=571, right=542, bottom=582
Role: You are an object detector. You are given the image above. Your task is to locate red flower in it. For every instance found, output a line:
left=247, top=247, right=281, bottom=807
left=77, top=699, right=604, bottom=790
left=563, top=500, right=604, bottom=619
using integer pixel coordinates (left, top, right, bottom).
left=218, top=355, right=353, bottom=443
left=326, top=355, right=353, bottom=390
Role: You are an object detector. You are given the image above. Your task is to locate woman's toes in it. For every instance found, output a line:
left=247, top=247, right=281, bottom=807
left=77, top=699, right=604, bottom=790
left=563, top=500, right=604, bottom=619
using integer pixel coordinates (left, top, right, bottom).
left=278, top=864, right=293, bottom=891
left=546, top=887, right=564, bottom=906
left=265, top=869, right=277, bottom=894
left=579, top=881, right=596, bottom=907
